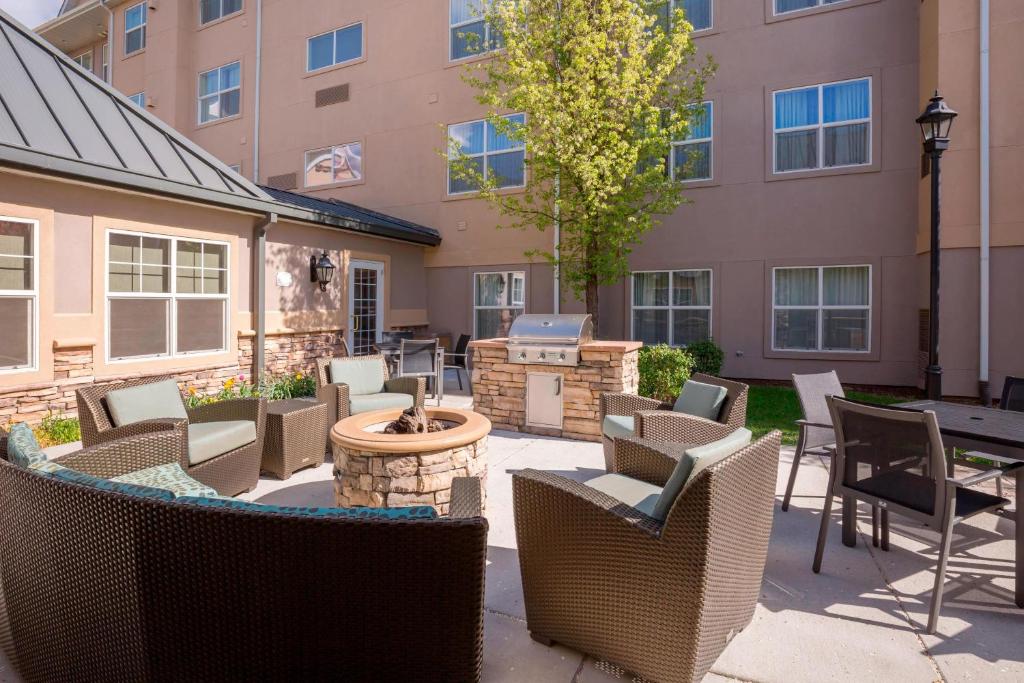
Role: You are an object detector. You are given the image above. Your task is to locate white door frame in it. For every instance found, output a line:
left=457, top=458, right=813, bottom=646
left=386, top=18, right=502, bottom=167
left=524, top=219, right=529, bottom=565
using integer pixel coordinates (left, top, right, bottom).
left=347, top=259, right=385, bottom=355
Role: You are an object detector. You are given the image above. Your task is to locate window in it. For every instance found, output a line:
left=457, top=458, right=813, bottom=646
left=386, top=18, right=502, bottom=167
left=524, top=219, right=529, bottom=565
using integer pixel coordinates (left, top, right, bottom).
left=304, top=142, right=362, bottom=187
left=198, top=62, right=241, bottom=124
left=128, top=92, right=145, bottom=108
left=657, top=0, right=713, bottom=32
left=474, top=271, right=525, bottom=339
left=73, top=51, right=93, bottom=72
left=107, top=231, right=229, bottom=361
left=307, top=23, right=363, bottom=72
left=228, top=163, right=241, bottom=173
left=672, top=101, right=712, bottom=181
left=124, top=2, right=146, bottom=55
left=0, top=219, right=37, bottom=372
left=450, top=0, right=503, bottom=61
left=448, top=114, right=525, bottom=195
left=200, top=0, right=242, bottom=25
left=102, top=43, right=109, bottom=81
left=775, top=0, right=848, bottom=15
left=772, top=265, right=870, bottom=352
left=632, top=270, right=711, bottom=347
left=774, top=77, right=870, bottom=173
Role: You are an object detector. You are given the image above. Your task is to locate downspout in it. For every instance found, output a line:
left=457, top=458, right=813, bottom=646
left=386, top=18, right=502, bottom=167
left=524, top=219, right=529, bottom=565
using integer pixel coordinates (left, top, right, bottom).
left=252, top=0, right=264, bottom=182
left=979, top=0, right=991, bottom=403
left=100, top=0, right=113, bottom=84
left=253, top=212, right=277, bottom=378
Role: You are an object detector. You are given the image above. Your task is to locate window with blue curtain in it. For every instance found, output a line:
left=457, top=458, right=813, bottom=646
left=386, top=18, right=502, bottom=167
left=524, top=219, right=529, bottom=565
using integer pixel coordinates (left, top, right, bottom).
left=774, top=78, right=870, bottom=173
left=657, top=1, right=713, bottom=33
left=672, top=102, right=713, bottom=181
left=307, top=23, right=364, bottom=72
left=448, top=114, right=525, bottom=194
left=775, top=0, right=849, bottom=15
left=450, top=0, right=503, bottom=61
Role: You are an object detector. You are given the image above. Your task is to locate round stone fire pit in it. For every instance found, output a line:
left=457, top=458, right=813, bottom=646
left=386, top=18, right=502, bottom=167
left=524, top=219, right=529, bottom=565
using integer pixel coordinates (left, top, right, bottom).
left=330, top=407, right=490, bottom=516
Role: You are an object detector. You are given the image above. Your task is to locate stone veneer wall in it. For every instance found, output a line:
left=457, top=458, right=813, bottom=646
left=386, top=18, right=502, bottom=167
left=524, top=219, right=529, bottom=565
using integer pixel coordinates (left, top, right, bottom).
left=470, top=342, right=640, bottom=442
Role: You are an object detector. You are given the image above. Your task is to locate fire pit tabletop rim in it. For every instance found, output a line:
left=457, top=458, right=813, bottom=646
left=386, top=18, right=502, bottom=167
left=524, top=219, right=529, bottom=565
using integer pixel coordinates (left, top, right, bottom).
left=330, top=407, right=491, bottom=454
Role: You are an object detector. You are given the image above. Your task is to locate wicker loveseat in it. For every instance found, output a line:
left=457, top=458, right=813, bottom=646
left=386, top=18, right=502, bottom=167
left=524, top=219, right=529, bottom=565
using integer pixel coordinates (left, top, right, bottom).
left=0, top=437, right=488, bottom=682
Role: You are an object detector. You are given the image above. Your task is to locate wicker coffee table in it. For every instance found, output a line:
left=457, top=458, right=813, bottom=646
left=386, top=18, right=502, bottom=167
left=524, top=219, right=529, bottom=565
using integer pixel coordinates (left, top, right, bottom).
left=261, top=399, right=330, bottom=479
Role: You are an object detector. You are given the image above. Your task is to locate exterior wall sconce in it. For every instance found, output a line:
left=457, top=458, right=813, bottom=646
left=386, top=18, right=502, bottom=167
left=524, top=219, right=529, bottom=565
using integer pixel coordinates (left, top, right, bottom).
left=310, top=252, right=336, bottom=292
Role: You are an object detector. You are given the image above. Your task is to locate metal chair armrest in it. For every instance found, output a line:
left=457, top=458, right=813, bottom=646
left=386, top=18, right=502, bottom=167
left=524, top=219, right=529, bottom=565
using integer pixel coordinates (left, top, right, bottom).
left=796, top=419, right=834, bottom=430
left=950, top=461, right=1023, bottom=489
left=449, top=477, right=484, bottom=518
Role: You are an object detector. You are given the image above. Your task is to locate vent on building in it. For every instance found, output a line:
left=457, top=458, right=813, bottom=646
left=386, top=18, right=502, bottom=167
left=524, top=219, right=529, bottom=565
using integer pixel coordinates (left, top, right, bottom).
left=315, top=84, right=350, bottom=108
left=266, top=172, right=297, bottom=191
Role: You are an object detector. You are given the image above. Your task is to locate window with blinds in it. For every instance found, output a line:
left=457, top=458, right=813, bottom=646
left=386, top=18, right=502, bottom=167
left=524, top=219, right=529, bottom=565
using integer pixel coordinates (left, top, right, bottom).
left=0, top=219, right=36, bottom=372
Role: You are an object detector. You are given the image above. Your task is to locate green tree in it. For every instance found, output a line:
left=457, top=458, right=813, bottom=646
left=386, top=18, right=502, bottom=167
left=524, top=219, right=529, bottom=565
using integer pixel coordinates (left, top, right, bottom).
left=450, top=0, right=712, bottom=335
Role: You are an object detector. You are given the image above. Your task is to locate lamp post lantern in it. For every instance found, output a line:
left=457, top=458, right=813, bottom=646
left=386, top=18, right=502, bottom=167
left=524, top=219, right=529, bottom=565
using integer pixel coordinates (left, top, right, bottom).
left=310, top=251, right=336, bottom=292
left=916, top=91, right=957, bottom=401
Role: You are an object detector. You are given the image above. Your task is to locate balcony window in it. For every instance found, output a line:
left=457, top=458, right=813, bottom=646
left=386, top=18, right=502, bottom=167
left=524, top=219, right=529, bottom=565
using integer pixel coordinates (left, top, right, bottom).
left=72, top=51, right=92, bottom=72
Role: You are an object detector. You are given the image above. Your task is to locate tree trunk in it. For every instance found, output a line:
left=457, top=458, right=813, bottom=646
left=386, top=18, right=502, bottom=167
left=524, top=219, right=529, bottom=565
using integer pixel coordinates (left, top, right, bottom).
left=586, top=276, right=599, bottom=338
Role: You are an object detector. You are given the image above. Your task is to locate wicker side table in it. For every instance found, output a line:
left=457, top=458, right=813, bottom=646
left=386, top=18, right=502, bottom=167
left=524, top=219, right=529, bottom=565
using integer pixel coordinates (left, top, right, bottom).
left=262, top=399, right=330, bottom=480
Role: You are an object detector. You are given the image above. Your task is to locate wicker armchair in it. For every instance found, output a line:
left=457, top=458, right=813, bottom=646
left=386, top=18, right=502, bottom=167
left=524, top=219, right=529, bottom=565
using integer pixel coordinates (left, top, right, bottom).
left=599, top=374, right=750, bottom=470
left=513, top=432, right=781, bottom=683
left=76, top=378, right=267, bottom=496
left=315, top=354, right=426, bottom=422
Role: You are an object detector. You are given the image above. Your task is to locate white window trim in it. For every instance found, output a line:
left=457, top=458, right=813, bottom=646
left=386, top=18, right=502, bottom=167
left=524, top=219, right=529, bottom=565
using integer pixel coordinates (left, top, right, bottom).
left=771, top=264, right=872, bottom=353
left=772, top=76, right=872, bottom=175
left=197, top=62, right=241, bottom=125
left=630, top=269, right=713, bottom=347
left=0, top=216, right=39, bottom=375
left=303, top=142, right=363, bottom=188
left=124, top=2, right=147, bottom=56
left=128, top=92, right=145, bottom=108
left=101, top=43, right=109, bottom=82
left=671, top=101, right=713, bottom=182
left=306, top=22, right=364, bottom=73
left=447, top=114, right=526, bottom=196
left=200, top=0, right=243, bottom=25
left=774, top=0, right=849, bottom=16
left=472, top=271, right=526, bottom=339
left=73, top=51, right=93, bottom=71
left=104, top=229, right=231, bottom=363
left=449, top=1, right=500, bottom=62
left=668, top=0, right=714, bottom=33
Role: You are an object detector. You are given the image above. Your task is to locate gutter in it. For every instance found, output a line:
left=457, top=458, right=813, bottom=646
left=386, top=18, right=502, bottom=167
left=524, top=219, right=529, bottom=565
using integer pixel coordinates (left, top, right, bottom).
left=979, top=0, right=991, bottom=403
left=252, top=0, right=264, bottom=182
left=100, top=0, right=113, bottom=84
left=253, top=212, right=278, bottom=378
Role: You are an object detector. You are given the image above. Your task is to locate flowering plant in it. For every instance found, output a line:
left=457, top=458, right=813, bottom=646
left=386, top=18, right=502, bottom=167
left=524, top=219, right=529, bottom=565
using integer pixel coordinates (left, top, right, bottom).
left=183, top=370, right=315, bottom=408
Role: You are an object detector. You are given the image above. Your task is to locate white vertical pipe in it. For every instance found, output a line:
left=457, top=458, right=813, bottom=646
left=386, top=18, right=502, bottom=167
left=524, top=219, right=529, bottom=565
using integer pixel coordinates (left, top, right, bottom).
left=252, top=0, right=264, bottom=183
left=979, top=0, right=991, bottom=401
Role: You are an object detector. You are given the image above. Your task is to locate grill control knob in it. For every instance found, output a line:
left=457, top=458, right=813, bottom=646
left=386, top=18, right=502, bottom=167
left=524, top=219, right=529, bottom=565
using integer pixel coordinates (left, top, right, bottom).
left=559, top=352, right=566, bottom=361
left=538, top=351, right=547, bottom=360
left=518, top=351, right=527, bottom=360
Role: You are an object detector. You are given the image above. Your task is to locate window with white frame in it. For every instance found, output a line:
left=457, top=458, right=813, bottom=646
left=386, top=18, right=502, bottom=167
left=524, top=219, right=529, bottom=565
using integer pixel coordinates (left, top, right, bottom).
left=307, top=23, right=363, bottom=72
left=73, top=51, right=93, bottom=72
left=657, top=0, right=713, bottom=32
left=474, top=271, right=525, bottom=339
left=124, top=2, right=146, bottom=55
left=304, top=142, right=362, bottom=187
left=228, top=163, right=241, bottom=173
left=101, top=43, right=109, bottom=81
left=448, top=114, right=525, bottom=194
left=632, top=270, right=711, bottom=347
left=672, top=101, right=712, bottom=181
left=200, top=0, right=242, bottom=25
left=106, top=231, right=229, bottom=361
left=198, top=62, right=241, bottom=124
left=775, top=0, right=848, bottom=16
left=128, top=92, right=145, bottom=108
left=0, top=219, right=38, bottom=372
left=450, top=0, right=503, bottom=61
left=772, top=265, right=870, bottom=352
left=773, top=77, right=870, bottom=173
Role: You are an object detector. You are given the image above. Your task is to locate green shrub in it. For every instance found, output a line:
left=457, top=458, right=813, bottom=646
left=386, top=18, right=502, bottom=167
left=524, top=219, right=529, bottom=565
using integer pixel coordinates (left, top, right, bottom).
left=637, top=344, right=694, bottom=404
left=34, top=411, right=81, bottom=447
left=687, top=339, right=724, bottom=377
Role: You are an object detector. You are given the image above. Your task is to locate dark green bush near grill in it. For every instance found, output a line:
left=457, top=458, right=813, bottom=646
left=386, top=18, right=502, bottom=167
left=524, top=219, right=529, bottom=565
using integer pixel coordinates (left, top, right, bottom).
left=686, top=339, right=724, bottom=377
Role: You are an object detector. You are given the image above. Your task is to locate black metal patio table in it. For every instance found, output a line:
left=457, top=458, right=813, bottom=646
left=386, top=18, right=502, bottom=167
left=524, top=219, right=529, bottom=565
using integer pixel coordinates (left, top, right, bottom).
left=839, top=400, right=1023, bottom=607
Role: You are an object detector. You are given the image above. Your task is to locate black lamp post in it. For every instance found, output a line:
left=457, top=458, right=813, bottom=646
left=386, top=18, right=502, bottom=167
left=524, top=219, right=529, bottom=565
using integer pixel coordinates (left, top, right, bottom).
left=310, top=251, right=336, bottom=292
left=916, top=91, right=957, bottom=401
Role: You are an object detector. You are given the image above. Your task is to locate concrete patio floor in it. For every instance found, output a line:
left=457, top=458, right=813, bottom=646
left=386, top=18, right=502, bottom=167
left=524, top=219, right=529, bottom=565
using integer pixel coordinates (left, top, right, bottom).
left=8, top=386, right=1020, bottom=683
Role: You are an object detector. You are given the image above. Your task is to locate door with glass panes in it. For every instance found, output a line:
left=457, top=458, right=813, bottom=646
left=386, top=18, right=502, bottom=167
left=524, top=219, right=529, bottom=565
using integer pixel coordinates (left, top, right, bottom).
left=347, top=260, right=384, bottom=355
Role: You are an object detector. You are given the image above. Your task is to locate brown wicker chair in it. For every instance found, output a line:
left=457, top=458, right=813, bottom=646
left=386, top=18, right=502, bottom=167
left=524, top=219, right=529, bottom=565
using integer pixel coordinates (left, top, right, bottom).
left=76, top=378, right=267, bottom=496
left=0, top=451, right=488, bottom=683
left=512, top=431, right=781, bottom=683
left=315, top=354, right=425, bottom=423
left=599, top=373, right=750, bottom=470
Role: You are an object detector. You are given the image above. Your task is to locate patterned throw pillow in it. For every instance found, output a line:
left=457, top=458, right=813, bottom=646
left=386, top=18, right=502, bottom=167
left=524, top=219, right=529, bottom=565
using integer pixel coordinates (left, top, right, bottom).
left=112, top=463, right=218, bottom=499
left=176, top=496, right=438, bottom=520
left=6, top=423, right=46, bottom=469
left=48, top=467, right=176, bottom=502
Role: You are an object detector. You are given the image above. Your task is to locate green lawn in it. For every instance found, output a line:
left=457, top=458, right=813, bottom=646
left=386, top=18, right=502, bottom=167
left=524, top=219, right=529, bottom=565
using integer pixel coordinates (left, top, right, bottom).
left=747, top=384, right=912, bottom=446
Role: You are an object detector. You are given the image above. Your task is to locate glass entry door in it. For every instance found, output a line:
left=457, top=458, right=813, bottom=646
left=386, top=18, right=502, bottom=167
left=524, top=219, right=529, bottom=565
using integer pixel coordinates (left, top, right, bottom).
left=348, top=260, right=384, bottom=355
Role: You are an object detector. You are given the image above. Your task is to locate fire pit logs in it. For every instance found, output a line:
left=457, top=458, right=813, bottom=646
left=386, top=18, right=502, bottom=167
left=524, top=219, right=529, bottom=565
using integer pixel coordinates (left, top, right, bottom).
left=384, top=407, right=449, bottom=434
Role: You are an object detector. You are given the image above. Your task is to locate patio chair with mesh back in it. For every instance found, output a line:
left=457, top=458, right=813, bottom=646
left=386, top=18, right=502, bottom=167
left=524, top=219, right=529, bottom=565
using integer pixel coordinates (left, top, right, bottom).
left=782, top=371, right=844, bottom=511
left=316, top=354, right=425, bottom=422
left=444, top=334, right=472, bottom=391
left=399, top=338, right=440, bottom=400
left=813, top=397, right=1019, bottom=634
left=957, top=375, right=1024, bottom=498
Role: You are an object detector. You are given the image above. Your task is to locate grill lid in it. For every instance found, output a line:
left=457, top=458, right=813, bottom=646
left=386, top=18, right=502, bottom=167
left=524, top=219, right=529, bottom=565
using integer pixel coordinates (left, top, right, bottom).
left=508, top=314, right=593, bottom=344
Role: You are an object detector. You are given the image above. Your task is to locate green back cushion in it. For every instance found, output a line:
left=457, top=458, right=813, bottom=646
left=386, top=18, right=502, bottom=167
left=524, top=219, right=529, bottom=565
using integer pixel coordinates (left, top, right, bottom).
left=650, top=428, right=753, bottom=521
left=105, top=380, right=187, bottom=427
left=673, top=379, right=728, bottom=420
left=113, top=463, right=218, bottom=498
left=329, top=358, right=385, bottom=396
left=176, top=496, right=438, bottom=520
left=6, top=423, right=46, bottom=468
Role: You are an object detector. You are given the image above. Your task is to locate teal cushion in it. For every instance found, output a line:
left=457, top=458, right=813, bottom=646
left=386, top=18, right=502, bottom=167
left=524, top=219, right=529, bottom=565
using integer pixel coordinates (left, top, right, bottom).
left=349, top=392, right=415, bottom=415
left=29, top=459, right=68, bottom=475
left=584, top=473, right=662, bottom=518
left=650, top=428, right=753, bottom=521
left=6, top=423, right=46, bottom=468
left=47, top=466, right=175, bottom=501
left=601, top=415, right=635, bottom=440
left=176, top=496, right=438, bottom=520
left=330, top=358, right=385, bottom=396
left=113, top=463, right=218, bottom=498
left=672, top=380, right=728, bottom=421
left=188, top=421, right=257, bottom=466
left=105, top=379, right=187, bottom=427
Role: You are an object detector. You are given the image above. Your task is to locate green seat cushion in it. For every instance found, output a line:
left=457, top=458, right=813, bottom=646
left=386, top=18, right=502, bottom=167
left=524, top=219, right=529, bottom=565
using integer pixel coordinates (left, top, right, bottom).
left=672, top=380, right=728, bottom=421
left=176, top=496, right=438, bottom=520
left=650, top=427, right=753, bottom=521
left=601, top=415, right=635, bottom=440
left=349, top=392, right=415, bottom=415
left=113, top=463, right=218, bottom=498
left=187, top=420, right=257, bottom=466
left=105, top=379, right=187, bottom=427
left=6, top=423, right=46, bottom=468
left=584, top=473, right=662, bottom=518
left=330, top=358, right=385, bottom=396
left=47, top=466, right=175, bottom=501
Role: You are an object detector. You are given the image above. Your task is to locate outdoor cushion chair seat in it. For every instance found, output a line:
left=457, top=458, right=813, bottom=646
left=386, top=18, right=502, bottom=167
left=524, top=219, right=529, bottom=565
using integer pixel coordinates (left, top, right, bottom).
left=104, top=379, right=188, bottom=427
left=112, top=462, right=219, bottom=499
left=187, top=420, right=257, bottom=466
left=329, top=358, right=385, bottom=395
left=584, top=473, right=661, bottom=517
left=349, top=392, right=416, bottom=415
left=601, top=414, right=635, bottom=440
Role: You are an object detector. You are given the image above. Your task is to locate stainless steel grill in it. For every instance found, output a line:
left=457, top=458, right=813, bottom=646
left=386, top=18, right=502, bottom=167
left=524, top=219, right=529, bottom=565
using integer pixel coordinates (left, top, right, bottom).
left=507, top=314, right=593, bottom=366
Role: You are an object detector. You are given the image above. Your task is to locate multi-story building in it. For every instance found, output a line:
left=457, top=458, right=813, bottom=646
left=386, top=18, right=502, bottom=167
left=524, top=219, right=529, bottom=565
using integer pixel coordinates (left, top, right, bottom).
left=37, top=0, right=1024, bottom=398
